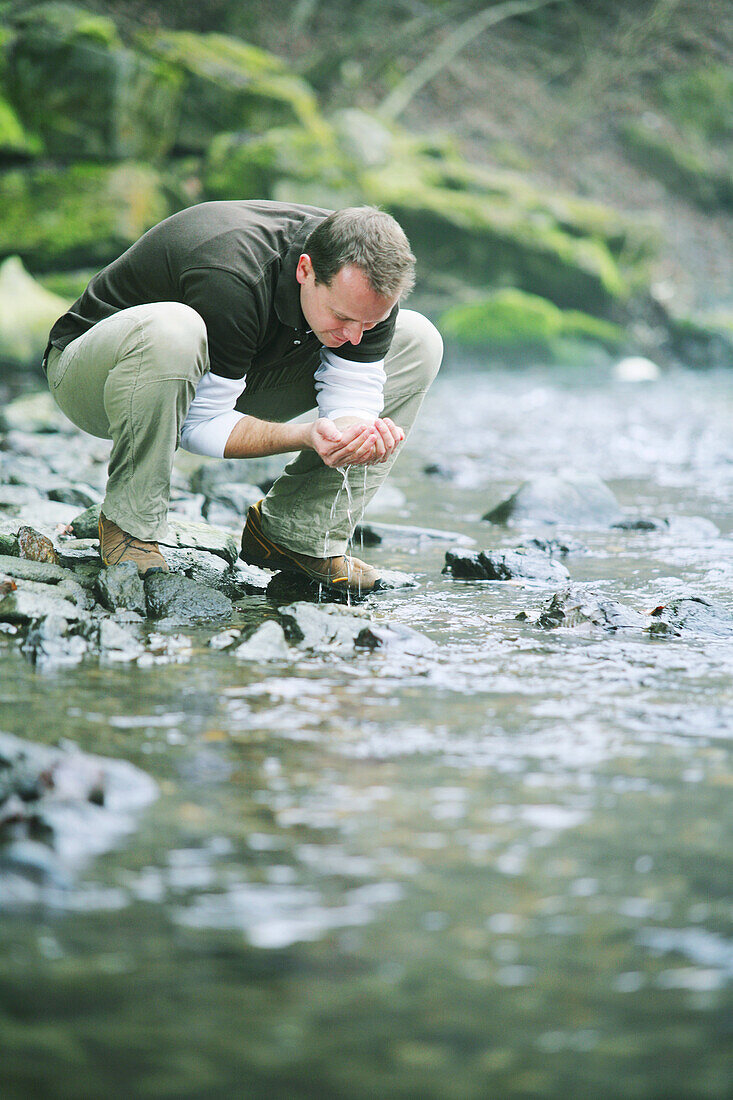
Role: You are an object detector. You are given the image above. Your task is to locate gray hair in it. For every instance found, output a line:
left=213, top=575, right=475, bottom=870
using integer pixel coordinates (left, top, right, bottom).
left=305, top=206, right=415, bottom=299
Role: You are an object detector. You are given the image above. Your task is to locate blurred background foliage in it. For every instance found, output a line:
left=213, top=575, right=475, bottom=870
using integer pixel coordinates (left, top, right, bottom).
left=1, top=0, right=732, bottom=369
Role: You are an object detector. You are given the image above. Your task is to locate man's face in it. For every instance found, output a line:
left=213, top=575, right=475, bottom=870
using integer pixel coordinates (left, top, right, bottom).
left=296, top=255, right=397, bottom=349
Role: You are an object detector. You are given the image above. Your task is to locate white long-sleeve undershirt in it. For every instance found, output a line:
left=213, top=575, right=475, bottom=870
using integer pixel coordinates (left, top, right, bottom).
left=179, top=349, right=386, bottom=459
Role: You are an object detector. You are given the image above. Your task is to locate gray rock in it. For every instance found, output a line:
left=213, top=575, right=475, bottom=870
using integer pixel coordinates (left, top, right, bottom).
left=24, top=615, right=89, bottom=666
left=484, top=475, right=624, bottom=527
left=373, top=570, right=419, bottom=590
left=278, top=601, right=366, bottom=652
left=524, top=537, right=587, bottom=556
left=0, top=533, right=18, bottom=556
left=70, top=504, right=101, bottom=539
left=354, top=621, right=437, bottom=656
left=94, top=562, right=146, bottom=614
left=647, top=596, right=733, bottom=637
left=202, top=481, right=262, bottom=524
left=354, top=522, right=475, bottom=548
left=190, top=456, right=286, bottom=495
left=162, top=518, right=239, bottom=565
left=0, top=553, right=68, bottom=584
left=536, top=586, right=646, bottom=631
left=144, top=573, right=234, bottom=622
left=209, top=627, right=242, bottom=650
left=444, top=548, right=570, bottom=583
left=97, top=619, right=145, bottom=662
left=0, top=587, right=83, bottom=623
left=0, top=390, right=73, bottom=434
left=233, top=620, right=291, bottom=661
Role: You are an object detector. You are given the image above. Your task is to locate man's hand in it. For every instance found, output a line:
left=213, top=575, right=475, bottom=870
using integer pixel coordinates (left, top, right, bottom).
left=310, top=417, right=405, bottom=468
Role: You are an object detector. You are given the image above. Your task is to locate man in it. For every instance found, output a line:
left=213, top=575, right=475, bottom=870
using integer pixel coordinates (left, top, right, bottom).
left=43, top=201, right=443, bottom=593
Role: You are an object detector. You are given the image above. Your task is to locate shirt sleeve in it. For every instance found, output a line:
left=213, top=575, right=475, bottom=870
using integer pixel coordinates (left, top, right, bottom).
left=179, top=372, right=247, bottom=458
left=315, top=350, right=386, bottom=421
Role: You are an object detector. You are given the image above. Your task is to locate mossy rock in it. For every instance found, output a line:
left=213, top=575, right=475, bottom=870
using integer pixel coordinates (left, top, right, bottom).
left=0, top=161, right=171, bottom=269
left=0, top=93, right=41, bottom=160
left=366, top=162, right=628, bottom=314
left=620, top=119, right=733, bottom=212
left=5, top=2, right=182, bottom=161
left=139, top=29, right=328, bottom=154
left=203, top=124, right=357, bottom=202
left=668, top=313, right=733, bottom=370
left=440, top=288, right=627, bottom=362
left=0, top=255, right=70, bottom=366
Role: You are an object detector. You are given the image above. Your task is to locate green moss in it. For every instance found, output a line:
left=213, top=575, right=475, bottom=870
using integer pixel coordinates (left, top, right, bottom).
left=0, top=93, right=41, bottom=158
left=0, top=162, right=170, bottom=269
left=139, top=29, right=328, bottom=153
left=203, top=125, right=356, bottom=202
left=37, top=268, right=96, bottom=300
left=366, top=164, right=628, bottom=314
left=659, top=64, right=733, bottom=142
left=439, top=288, right=626, bottom=361
left=5, top=4, right=182, bottom=161
left=621, top=120, right=733, bottom=211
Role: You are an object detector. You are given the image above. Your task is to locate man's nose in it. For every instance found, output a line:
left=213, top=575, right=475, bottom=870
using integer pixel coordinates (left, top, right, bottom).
left=346, top=323, right=364, bottom=345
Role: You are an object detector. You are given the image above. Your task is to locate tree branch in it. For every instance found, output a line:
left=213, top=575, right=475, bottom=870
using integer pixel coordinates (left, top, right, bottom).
left=378, top=0, right=566, bottom=121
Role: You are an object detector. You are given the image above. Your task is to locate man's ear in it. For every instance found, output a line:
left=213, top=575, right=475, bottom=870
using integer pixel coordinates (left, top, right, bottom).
left=296, top=254, right=312, bottom=285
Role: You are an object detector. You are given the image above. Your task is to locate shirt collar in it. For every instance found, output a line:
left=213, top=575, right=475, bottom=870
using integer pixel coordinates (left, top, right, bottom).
left=274, top=220, right=319, bottom=331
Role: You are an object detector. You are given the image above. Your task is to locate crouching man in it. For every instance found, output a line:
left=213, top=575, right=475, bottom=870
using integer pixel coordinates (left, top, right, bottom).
left=43, top=201, right=443, bottom=593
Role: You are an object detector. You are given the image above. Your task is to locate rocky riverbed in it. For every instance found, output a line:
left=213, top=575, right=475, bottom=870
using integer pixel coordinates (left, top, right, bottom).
left=1, top=357, right=732, bottom=1099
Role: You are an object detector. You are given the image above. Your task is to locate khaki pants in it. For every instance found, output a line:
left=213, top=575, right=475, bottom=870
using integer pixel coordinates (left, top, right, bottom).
left=46, top=303, right=443, bottom=555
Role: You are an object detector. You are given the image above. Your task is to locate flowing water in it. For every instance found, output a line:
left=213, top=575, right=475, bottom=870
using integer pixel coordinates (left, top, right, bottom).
left=1, top=359, right=732, bottom=1099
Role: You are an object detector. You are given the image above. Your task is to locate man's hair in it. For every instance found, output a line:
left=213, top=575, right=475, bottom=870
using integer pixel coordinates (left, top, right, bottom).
left=304, top=206, right=416, bottom=299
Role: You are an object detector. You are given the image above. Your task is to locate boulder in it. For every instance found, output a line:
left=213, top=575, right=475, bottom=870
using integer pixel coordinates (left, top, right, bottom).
left=647, top=596, right=733, bottom=638
left=0, top=162, right=170, bottom=269
left=0, top=259, right=70, bottom=368
left=140, top=29, right=326, bottom=153
left=94, top=562, right=146, bottom=614
left=162, top=518, right=239, bottom=565
left=144, top=572, right=233, bottom=622
left=354, top=621, right=436, bottom=656
left=23, top=614, right=89, bottom=666
left=0, top=586, right=83, bottom=623
left=535, top=586, right=646, bottom=631
left=484, top=475, right=624, bottom=527
left=278, top=601, right=367, bottom=652
left=233, top=619, right=290, bottom=661
left=444, top=548, right=570, bottom=583
left=6, top=3, right=181, bottom=161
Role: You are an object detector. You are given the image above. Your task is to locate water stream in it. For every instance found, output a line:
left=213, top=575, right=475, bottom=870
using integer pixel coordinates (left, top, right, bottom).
left=1, top=358, right=731, bottom=1098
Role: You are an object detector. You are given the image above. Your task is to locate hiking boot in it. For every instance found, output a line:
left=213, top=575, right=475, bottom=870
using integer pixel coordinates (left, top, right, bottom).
left=98, top=512, right=169, bottom=576
left=240, top=500, right=379, bottom=594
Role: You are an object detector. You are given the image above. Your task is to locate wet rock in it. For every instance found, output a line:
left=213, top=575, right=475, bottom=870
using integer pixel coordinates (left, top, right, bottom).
left=233, top=619, right=291, bottom=661
left=0, top=533, right=19, bottom=556
left=139, top=632, right=193, bottom=665
left=524, top=536, right=587, bottom=556
left=0, top=586, right=83, bottom=623
left=47, top=483, right=102, bottom=509
left=162, top=518, right=239, bottom=565
left=278, top=601, right=367, bottom=652
left=265, top=571, right=353, bottom=604
left=484, top=475, right=623, bottom=527
left=0, top=389, right=73, bottom=434
left=209, top=627, right=242, bottom=650
left=647, top=596, right=733, bottom=638
left=70, top=504, right=101, bottom=539
left=612, top=518, right=666, bottom=531
left=24, top=615, right=89, bottom=666
left=444, top=548, right=570, bottom=583
left=354, top=522, right=475, bottom=548
left=613, top=356, right=661, bottom=382
left=144, top=572, right=234, bottom=622
left=536, top=586, right=646, bottom=631
left=164, top=545, right=267, bottom=600
left=96, top=619, right=145, bottom=662
left=0, top=731, right=157, bottom=904
left=0, top=553, right=67, bottom=584
left=94, top=563, right=146, bottom=614
left=354, top=622, right=437, bottom=656
left=0, top=579, right=17, bottom=597
left=189, top=457, right=285, bottom=496
left=373, top=570, right=419, bottom=591
left=18, top=525, right=59, bottom=564
left=201, top=482, right=263, bottom=525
